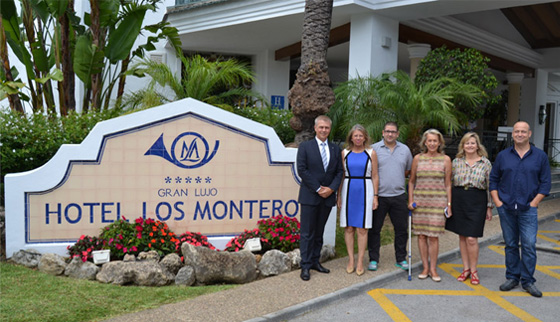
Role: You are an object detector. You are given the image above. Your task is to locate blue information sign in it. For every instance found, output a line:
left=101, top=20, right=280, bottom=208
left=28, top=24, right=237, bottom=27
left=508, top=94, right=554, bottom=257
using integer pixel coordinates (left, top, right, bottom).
left=271, top=95, right=285, bottom=109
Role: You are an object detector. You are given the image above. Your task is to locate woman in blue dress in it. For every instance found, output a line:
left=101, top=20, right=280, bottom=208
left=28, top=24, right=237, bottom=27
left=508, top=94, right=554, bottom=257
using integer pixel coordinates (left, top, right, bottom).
left=337, top=124, right=379, bottom=276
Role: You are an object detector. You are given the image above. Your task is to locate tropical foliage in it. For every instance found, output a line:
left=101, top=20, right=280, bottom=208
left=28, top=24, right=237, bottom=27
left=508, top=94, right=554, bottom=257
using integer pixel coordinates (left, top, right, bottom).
left=0, top=0, right=180, bottom=114
left=415, top=46, right=499, bottom=121
left=124, top=53, right=257, bottom=111
left=330, top=70, right=482, bottom=152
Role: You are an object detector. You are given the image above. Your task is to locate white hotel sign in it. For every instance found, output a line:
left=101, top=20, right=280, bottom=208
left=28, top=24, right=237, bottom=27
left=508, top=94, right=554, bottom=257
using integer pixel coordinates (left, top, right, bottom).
left=5, top=99, right=337, bottom=257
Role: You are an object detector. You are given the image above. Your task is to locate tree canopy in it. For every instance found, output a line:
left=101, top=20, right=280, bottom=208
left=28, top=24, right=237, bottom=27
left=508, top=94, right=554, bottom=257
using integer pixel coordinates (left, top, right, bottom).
left=415, top=46, right=499, bottom=122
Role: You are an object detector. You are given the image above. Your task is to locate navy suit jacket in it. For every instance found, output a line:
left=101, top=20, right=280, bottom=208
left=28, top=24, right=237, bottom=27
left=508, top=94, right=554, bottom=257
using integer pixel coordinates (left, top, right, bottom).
left=297, top=139, right=343, bottom=207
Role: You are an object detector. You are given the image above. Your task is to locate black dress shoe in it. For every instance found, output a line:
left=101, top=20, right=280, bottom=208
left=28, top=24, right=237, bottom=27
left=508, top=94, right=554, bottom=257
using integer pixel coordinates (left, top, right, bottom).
left=300, top=268, right=310, bottom=281
left=310, top=263, right=330, bottom=273
left=499, top=279, right=519, bottom=291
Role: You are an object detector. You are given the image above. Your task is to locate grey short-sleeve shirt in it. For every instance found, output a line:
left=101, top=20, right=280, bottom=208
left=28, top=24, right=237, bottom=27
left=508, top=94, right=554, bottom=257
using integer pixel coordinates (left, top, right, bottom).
left=372, top=140, right=413, bottom=197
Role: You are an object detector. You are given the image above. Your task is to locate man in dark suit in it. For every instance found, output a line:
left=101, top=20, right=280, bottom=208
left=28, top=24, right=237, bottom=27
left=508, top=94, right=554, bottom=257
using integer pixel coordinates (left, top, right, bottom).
left=297, top=115, right=343, bottom=281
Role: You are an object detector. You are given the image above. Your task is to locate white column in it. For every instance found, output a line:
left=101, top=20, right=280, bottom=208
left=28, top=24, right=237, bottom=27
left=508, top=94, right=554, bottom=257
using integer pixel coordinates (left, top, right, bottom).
left=520, top=69, right=549, bottom=149
left=506, top=73, right=524, bottom=127
left=348, top=13, right=399, bottom=79
left=407, top=44, right=431, bottom=80
left=252, top=49, right=290, bottom=109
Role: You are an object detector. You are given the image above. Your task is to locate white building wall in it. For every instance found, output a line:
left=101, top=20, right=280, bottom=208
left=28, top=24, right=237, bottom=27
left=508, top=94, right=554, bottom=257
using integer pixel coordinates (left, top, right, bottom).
left=348, top=13, right=399, bottom=79
left=520, top=69, right=549, bottom=149
left=253, top=50, right=290, bottom=108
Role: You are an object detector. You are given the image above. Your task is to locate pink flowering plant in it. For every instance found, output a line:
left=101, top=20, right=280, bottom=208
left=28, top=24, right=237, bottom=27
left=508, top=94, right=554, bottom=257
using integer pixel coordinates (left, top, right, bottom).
left=67, top=235, right=105, bottom=262
left=175, top=231, right=216, bottom=254
left=98, top=217, right=140, bottom=259
left=257, top=215, right=300, bottom=253
left=225, top=228, right=271, bottom=253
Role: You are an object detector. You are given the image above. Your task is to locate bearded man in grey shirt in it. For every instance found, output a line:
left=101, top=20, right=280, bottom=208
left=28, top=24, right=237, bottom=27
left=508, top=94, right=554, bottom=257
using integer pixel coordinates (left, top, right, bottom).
left=367, top=122, right=413, bottom=271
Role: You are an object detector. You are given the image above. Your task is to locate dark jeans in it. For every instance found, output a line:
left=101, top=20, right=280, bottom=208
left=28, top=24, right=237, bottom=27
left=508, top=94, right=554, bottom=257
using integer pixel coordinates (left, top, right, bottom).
left=299, top=203, right=331, bottom=269
left=497, top=206, right=538, bottom=286
left=368, top=193, right=409, bottom=263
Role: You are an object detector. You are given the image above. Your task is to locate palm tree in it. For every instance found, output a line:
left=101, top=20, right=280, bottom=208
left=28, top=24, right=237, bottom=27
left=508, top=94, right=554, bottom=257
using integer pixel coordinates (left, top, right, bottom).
left=330, top=70, right=482, bottom=153
left=288, top=0, right=334, bottom=145
left=124, top=53, right=258, bottom=111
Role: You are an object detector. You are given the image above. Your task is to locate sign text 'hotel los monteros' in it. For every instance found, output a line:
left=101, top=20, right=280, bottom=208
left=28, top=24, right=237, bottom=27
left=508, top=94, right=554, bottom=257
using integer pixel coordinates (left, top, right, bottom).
left=5, top=98, right=301, bottom=256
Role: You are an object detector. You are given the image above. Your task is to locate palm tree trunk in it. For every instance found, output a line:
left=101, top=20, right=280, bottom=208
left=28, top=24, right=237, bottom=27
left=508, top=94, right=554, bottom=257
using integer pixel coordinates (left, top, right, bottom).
left=21, top=0, right=43, bottom=113
left=115, top=54, right=131, bottom=108
left=287, top=0, right=335, bottom=145
left=0, top=17, right=24, bottom=113
left=90, top=0, right=103, bottom=110
left=59, top=0, right=76, bottom=115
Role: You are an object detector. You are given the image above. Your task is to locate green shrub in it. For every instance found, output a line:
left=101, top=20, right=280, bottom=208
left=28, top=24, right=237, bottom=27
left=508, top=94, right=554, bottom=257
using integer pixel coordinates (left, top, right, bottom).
left=232, top=106, right=295, bottom=144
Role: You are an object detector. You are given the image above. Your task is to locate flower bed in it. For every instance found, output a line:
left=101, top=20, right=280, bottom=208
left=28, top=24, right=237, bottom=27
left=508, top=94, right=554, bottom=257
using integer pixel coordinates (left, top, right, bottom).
left=68, top=215, right=300, bottom=262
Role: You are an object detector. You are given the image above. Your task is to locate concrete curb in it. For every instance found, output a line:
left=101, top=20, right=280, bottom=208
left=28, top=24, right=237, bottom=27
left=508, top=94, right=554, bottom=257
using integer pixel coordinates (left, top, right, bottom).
left=248, top=211, right=560, bottom=322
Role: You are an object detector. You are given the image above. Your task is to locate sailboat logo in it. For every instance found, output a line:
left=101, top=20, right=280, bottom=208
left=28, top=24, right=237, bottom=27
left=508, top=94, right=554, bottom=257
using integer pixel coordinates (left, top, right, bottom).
left=145, top=132, right=219, bottom=168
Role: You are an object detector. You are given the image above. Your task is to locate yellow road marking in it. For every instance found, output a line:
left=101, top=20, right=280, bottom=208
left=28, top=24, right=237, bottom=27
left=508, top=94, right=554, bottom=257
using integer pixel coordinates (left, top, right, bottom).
left=536, top=233, right=560, bottom=247
left=369, top=260, right=560, bottom=322
left=489, top=244, right=505, bottom=255
left=368, top=289, right=412, bottom=322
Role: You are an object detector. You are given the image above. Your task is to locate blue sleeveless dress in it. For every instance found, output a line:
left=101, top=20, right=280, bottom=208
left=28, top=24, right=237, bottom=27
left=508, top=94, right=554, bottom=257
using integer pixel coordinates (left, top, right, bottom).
left=340, top=149, right=374, bottom=228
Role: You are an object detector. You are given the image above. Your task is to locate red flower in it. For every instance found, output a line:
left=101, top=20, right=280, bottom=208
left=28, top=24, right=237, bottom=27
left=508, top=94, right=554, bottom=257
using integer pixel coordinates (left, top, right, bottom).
left=135, top=218, right=144, bottom=224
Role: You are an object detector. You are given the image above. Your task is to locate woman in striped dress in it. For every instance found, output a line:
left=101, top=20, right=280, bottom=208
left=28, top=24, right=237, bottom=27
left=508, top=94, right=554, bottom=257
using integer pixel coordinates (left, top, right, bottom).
left=408, top=129, right=452, bottom=282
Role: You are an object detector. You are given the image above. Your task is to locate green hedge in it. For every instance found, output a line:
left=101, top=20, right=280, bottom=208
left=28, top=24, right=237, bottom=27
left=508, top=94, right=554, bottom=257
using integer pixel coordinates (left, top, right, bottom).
left=232, top=106, right=295, bottom=144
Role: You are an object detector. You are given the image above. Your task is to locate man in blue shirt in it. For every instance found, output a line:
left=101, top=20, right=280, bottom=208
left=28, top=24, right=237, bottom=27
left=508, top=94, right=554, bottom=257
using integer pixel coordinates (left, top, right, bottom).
left=489, top=121, right=551, bottom=297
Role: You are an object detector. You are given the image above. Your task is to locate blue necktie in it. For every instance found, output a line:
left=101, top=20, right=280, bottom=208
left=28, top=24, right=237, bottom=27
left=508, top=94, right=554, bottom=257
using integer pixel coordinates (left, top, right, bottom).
left=321, top=142, right=328, bottom=170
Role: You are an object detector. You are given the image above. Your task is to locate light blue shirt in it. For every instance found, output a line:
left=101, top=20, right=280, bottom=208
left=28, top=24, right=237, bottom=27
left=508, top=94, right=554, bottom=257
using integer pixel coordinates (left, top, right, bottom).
left=315, top=137, right=330, bottom=164
left=372, top=140, right=412, bottom=197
